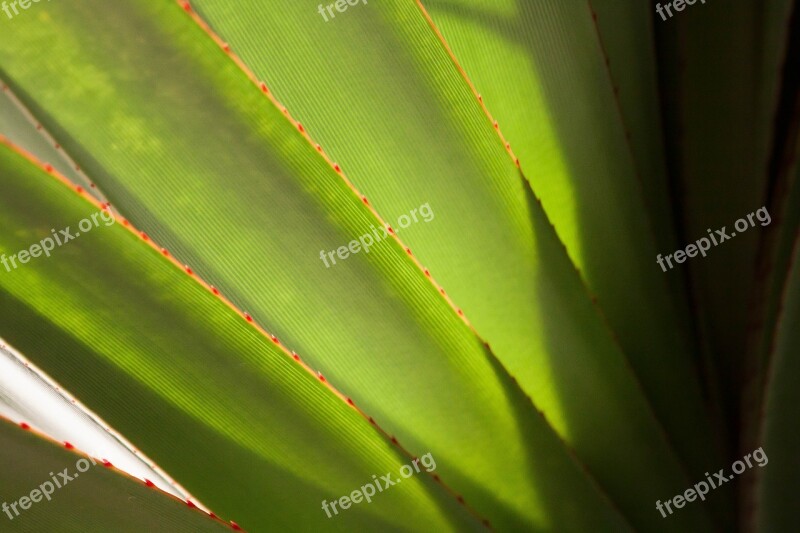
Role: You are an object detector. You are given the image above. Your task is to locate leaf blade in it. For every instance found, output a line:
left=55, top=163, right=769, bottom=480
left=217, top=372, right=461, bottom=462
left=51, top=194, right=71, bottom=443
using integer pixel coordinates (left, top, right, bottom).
left=0, top=142, right=484, bottom=531
left=0, top=418, right=230, bottom=532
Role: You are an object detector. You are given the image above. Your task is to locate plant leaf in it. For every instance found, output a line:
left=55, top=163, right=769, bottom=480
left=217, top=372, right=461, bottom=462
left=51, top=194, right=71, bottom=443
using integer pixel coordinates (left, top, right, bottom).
left=753, top=229, right=800, bottom=531
left=742, top=24, right=800, bottom=456
left=0, top=340, right=191, bottom=501
left=0, top=417, right=229, bottom=532
left=754, top=0, right=797, bottom=183
left=667, top=0, right=764, bottom=411
left=580, top=0, right=678, bottom=253
left=0, top=142, right=486, bottom=531
left=0, top=1, right=719, bottom=529
left=411, top=0, right=716, bottom=477
left=0, top=83, right=94, bottom=196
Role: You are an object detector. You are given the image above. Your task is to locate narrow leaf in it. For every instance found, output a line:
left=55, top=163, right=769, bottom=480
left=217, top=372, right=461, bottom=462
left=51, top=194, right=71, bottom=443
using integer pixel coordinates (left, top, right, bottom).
left=0, top=143, right=485, bottom=531
left=0, top=418, right=229, bottom=532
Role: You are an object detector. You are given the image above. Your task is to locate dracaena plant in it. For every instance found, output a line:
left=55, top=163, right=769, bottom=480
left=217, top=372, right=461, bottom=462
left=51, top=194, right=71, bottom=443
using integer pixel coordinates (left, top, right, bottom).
left=0, top=0, right=797, bottom=531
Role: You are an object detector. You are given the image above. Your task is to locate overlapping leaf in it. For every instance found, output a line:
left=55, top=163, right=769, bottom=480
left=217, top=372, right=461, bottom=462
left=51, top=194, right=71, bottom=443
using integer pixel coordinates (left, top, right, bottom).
left=0, top=83, right=89, bottom=193
left=589, top=0, right=676, bottom=253
left=405, top=0, right=715, bottom=477
left=0, top=341, right=187, bottom=499
left=0, top=143, right=485, bottom=531
left=0, top=418, right=228, bottom=532
left=753, top=229, right=800, bottom=532
left=0, top=0, right=719, bottom=529
left=668, top=0, right=765, bottom=412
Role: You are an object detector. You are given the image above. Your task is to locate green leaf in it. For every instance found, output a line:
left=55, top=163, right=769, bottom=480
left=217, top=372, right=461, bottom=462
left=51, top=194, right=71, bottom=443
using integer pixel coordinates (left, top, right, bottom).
left=0, top=1, right=718, bottom=529
left=755, top=162, right=800, bottom=380
left=754, top=0, right=797, bottom=180
left=753, top=229, right=800, bottom=531
left=668, top=0, right=764, bottom=408
left=571, top=0, right=679, bottom=253
left=0, top=83, right=92, bottom=195
left=0, top=340, right=190, bottom=498
left=742, top=131, right=800, bottom=475
left=0, top=143, right=485, bottom=531
left=413, top=0, right=716, bottom=477
left=190, top=0, right=717, bottom=495
left=747, top=0, right=800, bottom=391
left=0, top=418, right=229, bottom=532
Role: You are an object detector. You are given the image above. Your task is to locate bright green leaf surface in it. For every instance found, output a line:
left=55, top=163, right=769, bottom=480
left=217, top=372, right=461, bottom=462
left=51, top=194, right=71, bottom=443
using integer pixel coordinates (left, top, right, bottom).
left=0, top=1, right=718, bottom=529
left=0, top=418, right=228, bottom=532
left=411, top=0, right=714, bottom=478
left=0, top=145, right=483, bottom=531
left=187, top=1, right=720, bottom=523
left=569, top=0, right=678, bottom=253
